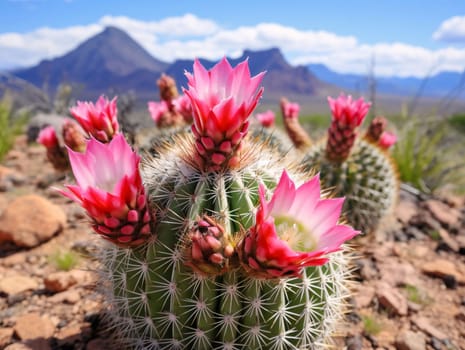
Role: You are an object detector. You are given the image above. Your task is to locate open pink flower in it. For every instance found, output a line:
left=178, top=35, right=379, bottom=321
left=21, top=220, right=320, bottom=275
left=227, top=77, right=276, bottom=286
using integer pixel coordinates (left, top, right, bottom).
left=238, top=170, right=359, bottom=278
left=60, top=134, right=151, bottom=246
left=184, top=57, right=264, bottom=141
left=255, top=110, right=275, bottom=127
left=328, top=94, right=370, bottom=128
left=37, top=125, right=59, bottom=148
left=281, top=100, right=300, bottom=119
left=70, top=95, right=119, bottom=143
left=148, top=100, right=169, bottom=126
left=183, top=57, right=265, bottom=170
left=173, top=94, right=193, bottom=123
left=379, top=131, right=397, bottom=149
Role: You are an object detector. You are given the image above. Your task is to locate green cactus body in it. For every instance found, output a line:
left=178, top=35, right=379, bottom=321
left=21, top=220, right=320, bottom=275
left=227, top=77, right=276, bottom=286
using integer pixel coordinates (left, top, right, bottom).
left=301, top=137, right=398, bottom=234
left=99, top=134, right=351, bottom=350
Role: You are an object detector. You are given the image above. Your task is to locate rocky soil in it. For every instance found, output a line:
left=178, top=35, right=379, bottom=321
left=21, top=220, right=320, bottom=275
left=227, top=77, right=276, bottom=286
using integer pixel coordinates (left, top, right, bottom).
left=0, top=135, right=464, bottom=350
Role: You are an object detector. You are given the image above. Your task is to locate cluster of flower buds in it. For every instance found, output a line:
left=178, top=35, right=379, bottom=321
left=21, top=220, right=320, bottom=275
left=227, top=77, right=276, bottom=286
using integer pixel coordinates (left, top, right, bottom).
left=148, top=74, right=193, bottom=127
left=364, top=116, right=397, bottom=150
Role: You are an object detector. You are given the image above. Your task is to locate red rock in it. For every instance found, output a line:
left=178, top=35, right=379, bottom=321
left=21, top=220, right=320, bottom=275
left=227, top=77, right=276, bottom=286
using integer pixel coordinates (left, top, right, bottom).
left=4, top=339, right=51, bottom=350
left=44, top=271, right=78, bottom=293
left=424, top=199, right=460, bottom=228
left=378, top=261, right=419, bottom=287
left=395, top=199, right=418, bottom=224
left=0, top=327, right=14, bottom=348
left=47, top=289, right=81, bottom=304
left=437, top=228, right=459, bottom=252
left=376, top=282, right=408, bottom=316
left=55, top=324, right=90, bottom=347
left=86, top=338, right=113, bottom=350
left=0, top=195, right=67, bottom=247
left=412, top=316, right=447, bottom=340
left=0, top=165, right=25, bottom=191
left=0, top=275, right=39, bottom=295
left=14, top=313, right=55, bottom=340
left=395, top=330, right=426, bottom=350
left=421, top=259, right=465, bottom=284
left=355, top=284, right=375, bottom=308
left=1, top=252, right=27, bottom=267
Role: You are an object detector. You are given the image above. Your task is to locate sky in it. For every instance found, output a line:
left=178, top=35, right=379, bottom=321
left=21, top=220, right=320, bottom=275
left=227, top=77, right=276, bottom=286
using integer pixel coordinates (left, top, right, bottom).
left=2, top=0, right=465, bottom=77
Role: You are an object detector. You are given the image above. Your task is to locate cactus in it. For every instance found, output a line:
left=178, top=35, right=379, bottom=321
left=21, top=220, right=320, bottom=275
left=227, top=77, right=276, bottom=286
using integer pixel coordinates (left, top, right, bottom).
left=300, top=95, right=398, bottom=234
left=61, top=58, right=359, bottom=349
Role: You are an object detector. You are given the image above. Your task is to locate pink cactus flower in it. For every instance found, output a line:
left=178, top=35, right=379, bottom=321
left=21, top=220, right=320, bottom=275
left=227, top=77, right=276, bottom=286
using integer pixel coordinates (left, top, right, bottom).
left=148, top=100, right=169, bottom=125
left=70, top=95, right=119, bottom=143
left=379, top=131, right=397, bottom=149
left=60, top=134, right=151, bottom=246
left=173, top=94, right=193, bottom=123
left=183, top=57, right=264, bottom=171
left=239, top=170, right=359, bottom=278
left=328, top=94, right=370, bottom=128
left=37, top=125, right=59, bottom=148
left=282, top=100, right=300, bottom=119
left=184, top=57, right=264, bottom=143
left=255, top=110, right=276, bottom=127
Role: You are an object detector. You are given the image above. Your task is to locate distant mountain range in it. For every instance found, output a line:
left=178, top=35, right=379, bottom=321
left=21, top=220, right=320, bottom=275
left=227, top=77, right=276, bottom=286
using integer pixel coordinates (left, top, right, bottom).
left=10, top=26, right=329, bottom=103
left=6, top=26, right=465, bottom=107
left=308, top=64, right=465, bottom=98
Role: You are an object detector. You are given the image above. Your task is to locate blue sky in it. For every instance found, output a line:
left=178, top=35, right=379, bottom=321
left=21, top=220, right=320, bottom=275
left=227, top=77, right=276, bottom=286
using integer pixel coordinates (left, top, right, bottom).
left=2, top=0, right=465, bottom=77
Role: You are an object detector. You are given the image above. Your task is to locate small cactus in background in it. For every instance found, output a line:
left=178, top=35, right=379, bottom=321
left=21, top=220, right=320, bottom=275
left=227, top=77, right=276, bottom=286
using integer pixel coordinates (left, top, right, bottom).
left=281, top=98, right=312, bottom=150
left=37, top=119, right=87, bottom=171
left=61, top=58, right=359, bottom=349
left=148, top=73, right=193, bottom=128
left=300, top=95, right=398, bottom=234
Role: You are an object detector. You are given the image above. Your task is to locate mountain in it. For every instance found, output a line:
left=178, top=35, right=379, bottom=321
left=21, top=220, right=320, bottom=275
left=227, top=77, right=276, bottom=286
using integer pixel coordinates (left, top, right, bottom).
left=308, top=63, right=465, bottom=98
left=13, top=26, right=169, bottom=97
left=0, top=73, right=50, bottom=116
left=12, top=27, right=330, bottom=103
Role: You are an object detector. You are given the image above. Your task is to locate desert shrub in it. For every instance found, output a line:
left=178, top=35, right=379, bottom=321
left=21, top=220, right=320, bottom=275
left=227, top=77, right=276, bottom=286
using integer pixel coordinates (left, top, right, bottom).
left=392, top=117, right=465, bottom=194
left=448, top=113, right=465, bottom=133
left=48, top=250, right=80, bottom=271
left=0, top=96, right=27, bottom=161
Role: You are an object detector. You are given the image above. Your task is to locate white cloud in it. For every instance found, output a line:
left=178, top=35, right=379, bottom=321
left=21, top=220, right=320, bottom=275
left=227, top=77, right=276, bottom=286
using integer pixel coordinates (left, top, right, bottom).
left=433, top=15, right=465, bottom=42
left=1, top=14, right=465, bottom=78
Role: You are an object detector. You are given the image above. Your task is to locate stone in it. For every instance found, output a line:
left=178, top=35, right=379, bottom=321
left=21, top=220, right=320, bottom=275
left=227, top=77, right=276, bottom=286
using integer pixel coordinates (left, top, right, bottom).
left=4, top=339, right=51, bottom=350
left=0, top=275, right=39, bottom=295
left=424, top=199, right=460, bottom=228
left=376, top=282, right=408, bottom=316
left=395, top=330, right=426, bottom=350
left=47, top=289, right=81, bottom=304
left=0, top=165, right=26, bottom=191
left=86, top=338, right=114, bottom=350
left=421, top=259, right=465, bottom=284
left=395, top=199, right=418, bottom=225
left=378, top=261, right=419, bottom=287
left=412, top=316, right=447, bottom=340
left=14, top=313, right=55, bottom=340
left=44, top=271, right=78, bottom=293
left=55, top=324, right=89, bottom=347
left=1, top=252, right=27, bottom=267
left=355, top=284, right=375, bottom=308
left=0, top=195, right=67, bottom=247
left=437, top=228, right=460, bottom=252
left=0, top=327, right=14, bottom=348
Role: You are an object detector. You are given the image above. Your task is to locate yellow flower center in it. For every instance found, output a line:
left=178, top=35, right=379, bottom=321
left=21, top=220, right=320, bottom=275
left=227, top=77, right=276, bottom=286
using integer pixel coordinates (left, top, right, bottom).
left=274, top=215, right=316, bottom=252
